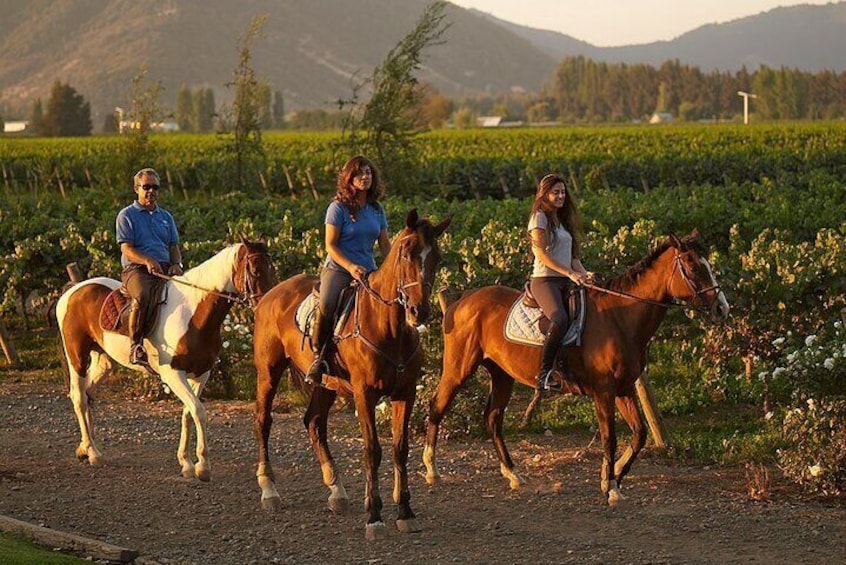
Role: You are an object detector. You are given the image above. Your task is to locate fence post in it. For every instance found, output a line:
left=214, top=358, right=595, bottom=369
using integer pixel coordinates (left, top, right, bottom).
left=66, top=263, right=83, bottom=283
left=0, top=318, right=20, bottom=366
left=636, top=375, right=669, bottom=448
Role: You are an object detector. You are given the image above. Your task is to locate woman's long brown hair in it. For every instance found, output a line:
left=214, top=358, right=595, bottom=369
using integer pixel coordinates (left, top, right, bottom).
left=530, top=173, right=583, bottom=259
left=334, top=155, right=384, bottom=218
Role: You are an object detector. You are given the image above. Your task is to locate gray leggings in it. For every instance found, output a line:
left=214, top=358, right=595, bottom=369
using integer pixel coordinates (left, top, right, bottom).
left=530, top=276, right=571, bottom=327
left=318, top=267, right=353, bottom=321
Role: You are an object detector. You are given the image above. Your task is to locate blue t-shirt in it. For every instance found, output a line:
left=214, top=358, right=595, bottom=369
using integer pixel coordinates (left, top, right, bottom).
left=323, top=201, right=388, bottom=273
left=116, top=202, right=180, bottom=267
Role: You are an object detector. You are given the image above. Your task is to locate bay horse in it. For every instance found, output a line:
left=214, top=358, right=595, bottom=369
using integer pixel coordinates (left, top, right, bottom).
left=56, top=238, right=275, bottom=481
left=423, top=229, right=730, bottom=504
left=253, top=209, right=451, bottom=539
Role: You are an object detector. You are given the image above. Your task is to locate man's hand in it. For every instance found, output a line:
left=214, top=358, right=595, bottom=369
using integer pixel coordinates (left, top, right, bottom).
left=146, top=260, right=164, bottom=275
left=168, top=263, right=184, bottom=276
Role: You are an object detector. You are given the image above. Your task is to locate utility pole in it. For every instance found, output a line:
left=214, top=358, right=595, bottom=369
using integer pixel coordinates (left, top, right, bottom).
left=737, top=91, right=757, bottom=125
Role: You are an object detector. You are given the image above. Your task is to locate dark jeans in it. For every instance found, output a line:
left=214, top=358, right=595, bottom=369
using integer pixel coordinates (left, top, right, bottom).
left=121, top=263, right=169, bottom=338
left=318, top=266, right=353, bottom=323
left=530, top=276, right=572, bottom=327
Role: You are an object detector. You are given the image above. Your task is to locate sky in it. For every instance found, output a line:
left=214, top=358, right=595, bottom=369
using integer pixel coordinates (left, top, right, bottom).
left=449, top=1, right=834, bottom=46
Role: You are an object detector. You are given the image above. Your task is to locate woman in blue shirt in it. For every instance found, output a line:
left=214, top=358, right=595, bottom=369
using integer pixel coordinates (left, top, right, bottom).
left=305, top=155, right=391, bottom=385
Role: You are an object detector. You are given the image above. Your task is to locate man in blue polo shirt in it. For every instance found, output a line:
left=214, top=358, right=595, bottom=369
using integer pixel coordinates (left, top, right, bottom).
left=115, top=168, right=183, bottom=374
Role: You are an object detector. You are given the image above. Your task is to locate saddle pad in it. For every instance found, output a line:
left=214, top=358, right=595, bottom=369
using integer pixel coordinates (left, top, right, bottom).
left=294, top=291, right=355, bottom=338
left=99, top=289, right=130, bottom=334
left=294, top=293, right=319, bottom=336
left=504, top=288, right=586, bottom=347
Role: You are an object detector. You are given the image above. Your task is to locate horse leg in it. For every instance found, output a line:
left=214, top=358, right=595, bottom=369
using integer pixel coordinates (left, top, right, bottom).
left=254, top=356, right=287, bottom=512
left=613, top=395, right=646, bottom=488
left=484, top=363, right=522, bottom=489
left=593, top=390, right=624, bottom=505
left=65, top=342, right=105, bottom=466
left=391, top=393, right=421, bottom=534
left=424, top=339, right=482, bottom=484
left=303, top=386, right=348, bottom=514
left=159, top=368, right=210, bottom=481
left=177, top=372, right=209, bottom=480
left=354, top=389, right=385, bottom=540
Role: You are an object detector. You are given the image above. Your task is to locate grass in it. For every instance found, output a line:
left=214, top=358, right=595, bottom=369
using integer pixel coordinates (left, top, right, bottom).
left=0, top=533, right=89, bottom=565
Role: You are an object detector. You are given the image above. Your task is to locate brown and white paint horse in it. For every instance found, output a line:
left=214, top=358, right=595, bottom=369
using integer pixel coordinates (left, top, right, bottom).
left=424, top=230, right=730, bottom=504
left=56, top=239, right=275, bottom=481
left=253, top=210, right=450, bottom=539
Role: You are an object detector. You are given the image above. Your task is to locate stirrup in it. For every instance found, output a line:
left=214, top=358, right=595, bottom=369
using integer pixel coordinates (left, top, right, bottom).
left=304, top=358, right=329, bottom=387
left=129, top=345, right=159, bottom=377
left=536, top=369, right=563, bottom=392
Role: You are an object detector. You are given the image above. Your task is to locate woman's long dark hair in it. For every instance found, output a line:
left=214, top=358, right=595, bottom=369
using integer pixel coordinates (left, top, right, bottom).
left=530, top=173, right=583, bottom=259
left=334, top=155, right=384, bottom=218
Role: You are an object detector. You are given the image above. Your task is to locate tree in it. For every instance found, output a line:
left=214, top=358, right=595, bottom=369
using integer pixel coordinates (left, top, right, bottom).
left=177, top=84, right=194, bottom=132
left=340, top=1, right=449, bottom=186
left=193, top=87, right=216, bottom=132
left=42, top=81, right=92, bottom=136
left=224, top=15, right=268, bottom=190
left=272, top=90, right=285, bottom=129
left=27, top=99, right=44, bottom=135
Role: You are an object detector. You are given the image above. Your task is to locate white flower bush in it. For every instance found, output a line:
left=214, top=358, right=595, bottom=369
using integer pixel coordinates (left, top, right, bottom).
left=764, top=319, right=845, bottom=495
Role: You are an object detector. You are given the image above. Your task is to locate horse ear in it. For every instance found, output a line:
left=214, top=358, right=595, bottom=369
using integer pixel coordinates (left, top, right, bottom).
left=689, top=228, right=702, bottom=242
left=405, top=209, right=419, bottom=230
left=668, top=233, right=682, bottom=248
left=433, top=213, right=453, bottom=237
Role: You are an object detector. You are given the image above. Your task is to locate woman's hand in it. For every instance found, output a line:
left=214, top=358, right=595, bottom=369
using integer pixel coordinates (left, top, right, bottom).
left=350, top=264, right=367, bottom=282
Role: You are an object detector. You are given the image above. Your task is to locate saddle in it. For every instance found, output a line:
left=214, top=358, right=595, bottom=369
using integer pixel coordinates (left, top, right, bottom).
left=504, top=283, right=586, bottom=348
left=294, top=283, right=357, bottom=385
left=98, top=285, right=166, bottom=337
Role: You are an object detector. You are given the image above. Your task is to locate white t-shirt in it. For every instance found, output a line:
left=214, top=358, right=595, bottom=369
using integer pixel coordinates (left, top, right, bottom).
left=528, top=211, right=572, bottom=278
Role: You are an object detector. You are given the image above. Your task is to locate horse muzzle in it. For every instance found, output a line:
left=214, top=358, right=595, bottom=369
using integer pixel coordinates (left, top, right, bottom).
left=406, top=302, right=431, bottom=327
left=709, top=291, right=730, bottom=321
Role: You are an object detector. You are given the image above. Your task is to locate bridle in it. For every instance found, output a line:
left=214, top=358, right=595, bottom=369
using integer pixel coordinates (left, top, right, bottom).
left=585, top=249, right=721, bottom=315
left=154, top=249, right=272, bottom=308
left=336, top=233, right=433, bottom=374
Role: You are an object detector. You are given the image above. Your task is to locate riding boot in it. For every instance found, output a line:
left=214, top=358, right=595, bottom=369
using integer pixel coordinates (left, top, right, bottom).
left=305, top=309, right=333, bottom=386
left=536, top=322, right=566, bottom=391
left=127, top=302, right=158, bottom=376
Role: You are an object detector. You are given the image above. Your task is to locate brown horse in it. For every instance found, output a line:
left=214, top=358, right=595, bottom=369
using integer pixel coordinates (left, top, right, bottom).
left=253, top=209, right=451, bottom=539
left=423, top=230, right=730, bottom=504
left=56, top=239, right=276, bottom=481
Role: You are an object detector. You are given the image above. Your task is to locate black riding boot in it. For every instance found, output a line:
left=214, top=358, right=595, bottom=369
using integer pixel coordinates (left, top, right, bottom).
left=536, top=322, right=566, bottom=391
left=127, top=302, right=157, bottom=376
left=305, top=309, right=333, bottom=386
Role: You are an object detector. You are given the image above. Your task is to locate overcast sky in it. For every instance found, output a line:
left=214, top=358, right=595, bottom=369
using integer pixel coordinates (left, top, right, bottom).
left=449, top=1, right=833, bottom=46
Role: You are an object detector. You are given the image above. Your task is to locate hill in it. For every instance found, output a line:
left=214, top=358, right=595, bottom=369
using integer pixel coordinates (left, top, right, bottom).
left=1, top=1, right=843, bottom=126
left=482, top=2, right=846, bottom=72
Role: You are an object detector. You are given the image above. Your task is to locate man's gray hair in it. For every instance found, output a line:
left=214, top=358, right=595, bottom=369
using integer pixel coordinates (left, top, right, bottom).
left=134, top=168, right=160, bottom=186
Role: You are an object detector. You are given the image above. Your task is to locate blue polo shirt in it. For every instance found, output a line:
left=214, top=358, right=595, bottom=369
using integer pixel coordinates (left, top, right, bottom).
left=323, top=201, right=388, bottom=273
left=116, top=202, right=180, bottom=267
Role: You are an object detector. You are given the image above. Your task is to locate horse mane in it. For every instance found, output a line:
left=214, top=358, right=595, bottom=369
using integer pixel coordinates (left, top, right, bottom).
left=604, top=233, right=705, bottom=292
left=180, top=243, right=242, bottom=287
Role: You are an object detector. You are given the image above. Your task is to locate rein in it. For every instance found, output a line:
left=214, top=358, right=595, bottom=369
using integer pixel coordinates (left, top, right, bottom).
left=151, top=251, right=269, bottom=308
left=584, top=252, right=720, bottom=314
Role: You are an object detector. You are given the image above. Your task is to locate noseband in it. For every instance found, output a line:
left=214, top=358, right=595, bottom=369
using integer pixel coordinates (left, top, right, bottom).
left=669, top=251, right=722, bottom=312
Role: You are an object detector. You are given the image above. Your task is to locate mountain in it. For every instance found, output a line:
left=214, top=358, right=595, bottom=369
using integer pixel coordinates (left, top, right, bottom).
left=479, top=3, right=846, bottom=72
left=0, top=0, right=556, bottom=122
left=1, top=1, right=843, bottom=126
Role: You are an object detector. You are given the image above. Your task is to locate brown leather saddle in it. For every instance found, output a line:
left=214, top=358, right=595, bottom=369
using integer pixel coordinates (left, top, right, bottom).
left=99, top=285, right=166, bottom=337
left=520, top=281, right=576, bottom=336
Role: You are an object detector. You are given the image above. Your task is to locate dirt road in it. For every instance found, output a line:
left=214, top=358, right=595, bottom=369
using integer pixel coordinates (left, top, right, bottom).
left=1, top=380, right=843, bottom=564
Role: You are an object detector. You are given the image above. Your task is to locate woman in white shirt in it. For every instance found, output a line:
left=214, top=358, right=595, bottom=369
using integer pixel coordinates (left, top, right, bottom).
left=528, top=174, right=592, bottom=390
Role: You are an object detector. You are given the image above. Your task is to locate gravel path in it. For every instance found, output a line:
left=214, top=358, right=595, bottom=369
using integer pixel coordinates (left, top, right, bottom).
left=1, top=380, right=843, bottom=564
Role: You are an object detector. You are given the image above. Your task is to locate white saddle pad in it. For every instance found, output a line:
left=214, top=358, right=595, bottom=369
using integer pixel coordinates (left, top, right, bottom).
left=294, top=293, right=318, bottom=336
left=504, top=288, right=586, bottom=347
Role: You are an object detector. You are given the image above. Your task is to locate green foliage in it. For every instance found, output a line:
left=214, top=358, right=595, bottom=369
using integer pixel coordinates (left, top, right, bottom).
left=42, top=81, right=91, bottom=137
left=0, top=532, right=89, bottom=564
left=340, top=1, right=449, bottom=185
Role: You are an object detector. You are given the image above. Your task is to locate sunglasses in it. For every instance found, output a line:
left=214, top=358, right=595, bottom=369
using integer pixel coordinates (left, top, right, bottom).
left=137, top=184, right=160, bottom=191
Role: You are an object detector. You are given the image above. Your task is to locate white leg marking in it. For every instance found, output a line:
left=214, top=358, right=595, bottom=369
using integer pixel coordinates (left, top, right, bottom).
left=607, top=479, right=625, bottom=505
left=500, top=462, right=525, bottom=490
left=423, top=444, right=440, bottom=484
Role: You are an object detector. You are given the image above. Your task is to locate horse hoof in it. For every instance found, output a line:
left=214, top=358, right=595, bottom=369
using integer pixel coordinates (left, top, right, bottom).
left=261, top=496, right=283, bottom=513
left=76, top=447, right=88, bottom=461
left=181, top=466, right=195, bottom=479
left=195, top=467, right=211, bottom=482
left=396, top=518, right=422, bottom=533
left=365, top=522, right=387, bottom=541
left=328, top=495, right=349, bottom=514
left=508, top=476, right=524, bottom=490
left=424, top=472, right=440, bottom=485
left=607, top=490, right=626, bottom=506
